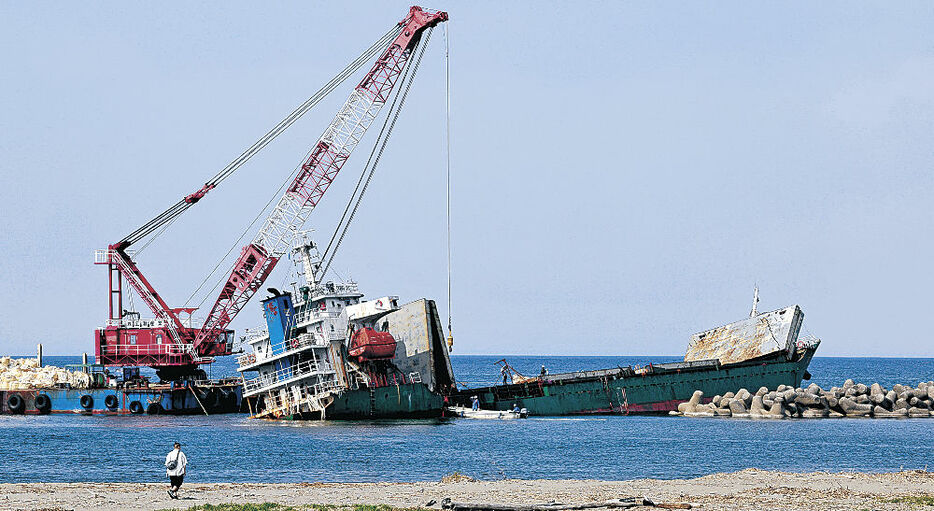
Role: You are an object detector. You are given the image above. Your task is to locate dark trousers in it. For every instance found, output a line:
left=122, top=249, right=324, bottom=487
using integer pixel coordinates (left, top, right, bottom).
left=170, top=475, right=184, bottom=488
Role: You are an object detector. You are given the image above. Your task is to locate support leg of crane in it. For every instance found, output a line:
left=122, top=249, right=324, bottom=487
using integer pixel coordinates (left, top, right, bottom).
left=188, top=384, right=210, bottom=416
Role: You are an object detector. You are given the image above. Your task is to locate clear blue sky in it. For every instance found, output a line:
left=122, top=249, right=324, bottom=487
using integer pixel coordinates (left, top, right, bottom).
left=1, top=2, right=932, bottom=357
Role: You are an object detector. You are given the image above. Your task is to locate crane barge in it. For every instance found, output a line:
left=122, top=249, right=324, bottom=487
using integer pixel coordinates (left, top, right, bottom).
left=92, top=6, right=450, bottom=388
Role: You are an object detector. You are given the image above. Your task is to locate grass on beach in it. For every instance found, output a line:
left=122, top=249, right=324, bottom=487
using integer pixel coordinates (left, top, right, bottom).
left=159, top=505, right=433, bottom=511
left=881, top=495, right=934, bottom=506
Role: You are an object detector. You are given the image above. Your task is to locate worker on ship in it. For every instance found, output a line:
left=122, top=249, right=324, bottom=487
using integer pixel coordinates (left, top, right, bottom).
left=471, top=396, right=479, bottom=411
left=501, top=365, right=509, bottom=385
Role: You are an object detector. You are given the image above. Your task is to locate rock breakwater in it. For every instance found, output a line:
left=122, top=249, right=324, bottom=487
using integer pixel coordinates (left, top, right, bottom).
left=671, top=379, right=934, bottom=418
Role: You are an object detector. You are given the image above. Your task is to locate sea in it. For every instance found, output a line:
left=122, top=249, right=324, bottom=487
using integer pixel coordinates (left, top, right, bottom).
left=1, top=355, right=932, bottom=483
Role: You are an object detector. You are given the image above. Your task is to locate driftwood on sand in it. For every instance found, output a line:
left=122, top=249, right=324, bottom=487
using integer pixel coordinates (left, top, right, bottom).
left=441, top=497, right=694, bottom=510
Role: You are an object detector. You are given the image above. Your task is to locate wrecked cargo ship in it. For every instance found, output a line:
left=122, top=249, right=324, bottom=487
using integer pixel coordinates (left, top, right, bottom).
left=451, top=299, right=819, bottom=416
left=237, top=236, right=455, bottom=419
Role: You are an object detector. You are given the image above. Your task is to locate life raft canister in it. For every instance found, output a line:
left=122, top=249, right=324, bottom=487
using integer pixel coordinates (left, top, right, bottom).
left=6, top=394, right=25, bottom=414
left=79, top=394, right=94, bottom=410
left=348, top=327, right=397, bottom=360
left=34, top=394, right=52, bottom=414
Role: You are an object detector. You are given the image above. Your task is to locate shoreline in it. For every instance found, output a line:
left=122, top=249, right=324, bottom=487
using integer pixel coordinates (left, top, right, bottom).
left=2, top=470, right=933, bottom=511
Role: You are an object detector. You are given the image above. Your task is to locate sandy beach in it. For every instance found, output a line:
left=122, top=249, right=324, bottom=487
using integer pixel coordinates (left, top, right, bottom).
left=2, top=469, right=933, bottom=511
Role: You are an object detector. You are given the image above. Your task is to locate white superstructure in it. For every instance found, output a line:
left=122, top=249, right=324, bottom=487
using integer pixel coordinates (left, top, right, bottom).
left=236, top=235, right=399, bottom=419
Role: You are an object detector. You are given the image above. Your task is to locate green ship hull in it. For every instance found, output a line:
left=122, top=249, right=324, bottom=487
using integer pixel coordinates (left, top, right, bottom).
left=285, top=382, right=444, bottom=420
left=453, top=344, right=818, bottom=416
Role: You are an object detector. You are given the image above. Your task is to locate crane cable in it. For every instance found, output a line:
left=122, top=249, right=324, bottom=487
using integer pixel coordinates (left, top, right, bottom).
left=122, top=24, right=403, bottom=248
left=179, top=27, right=403, bottom=307
left=135, top=213, right=180, bottom=255
left=185, top=151, right=306, bottom=309
left=318, top=40, right=423, bottom=271
left=444, top=23, right=454, bottom=351
left=319, top=28, right=433, bottom=279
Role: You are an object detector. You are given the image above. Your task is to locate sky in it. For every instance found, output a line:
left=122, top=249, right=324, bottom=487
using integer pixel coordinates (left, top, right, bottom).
left=1, top=2, right=932, bottom=357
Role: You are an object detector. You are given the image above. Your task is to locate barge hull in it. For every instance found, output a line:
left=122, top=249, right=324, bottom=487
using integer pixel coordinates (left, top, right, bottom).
left=458, top=345, right=818, bottom=416
left=1, top=383, right=243, bottom=415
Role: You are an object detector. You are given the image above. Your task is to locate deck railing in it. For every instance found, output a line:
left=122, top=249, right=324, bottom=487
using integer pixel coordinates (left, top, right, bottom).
left=99, top=343, right=193, bottom=356
left=242, top=359, right=336, bottom=394
left=309, top=282, right=359, bottom=298
left=237, top=333, right=329, bottom=370
left=254, top=378, right=343, bottom=418
left=293, top=307, right=343, bottom=326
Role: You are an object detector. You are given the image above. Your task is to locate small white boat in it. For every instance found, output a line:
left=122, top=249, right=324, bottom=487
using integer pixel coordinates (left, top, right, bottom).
left=446, top=406, right=528, bottom=420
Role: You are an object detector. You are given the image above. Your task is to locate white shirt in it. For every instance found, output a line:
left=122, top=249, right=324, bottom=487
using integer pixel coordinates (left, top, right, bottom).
left=165, top=448, right=188, bottom=477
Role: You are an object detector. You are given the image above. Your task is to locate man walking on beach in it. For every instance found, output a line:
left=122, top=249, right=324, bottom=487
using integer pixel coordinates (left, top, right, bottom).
left=165, top=442, right=187, bottom=499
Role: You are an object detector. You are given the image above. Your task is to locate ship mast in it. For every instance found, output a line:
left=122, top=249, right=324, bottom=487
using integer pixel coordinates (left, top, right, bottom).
left=749, top=285, right=760, bottom=318
left=292, top=232, right=324, bottom=289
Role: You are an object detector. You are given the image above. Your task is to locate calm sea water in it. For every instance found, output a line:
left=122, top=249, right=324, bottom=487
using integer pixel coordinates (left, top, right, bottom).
left=1, top=355, right=932, bottom=483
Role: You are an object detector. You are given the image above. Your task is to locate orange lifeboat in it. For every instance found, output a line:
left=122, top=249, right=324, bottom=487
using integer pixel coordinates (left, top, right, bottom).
left=349, top=328, right=397, bottom=360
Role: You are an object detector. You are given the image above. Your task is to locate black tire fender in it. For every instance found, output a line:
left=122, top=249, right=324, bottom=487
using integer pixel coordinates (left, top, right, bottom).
left=79, top=394, right=94, bottom=410
left=146, top=402, right=163, bottom=415
left=104, top=394, right=119, bottom=410
left=7, top=394, right=25, bottom=414
left=129, top=401, right=144, bottom=415
left=208, top=388, right=222, bottom=408
left=195, top=388, right=210, bottom=402
left=221, top=389, right=236, bottom=409
left=34, top=394, right=52, bottom=414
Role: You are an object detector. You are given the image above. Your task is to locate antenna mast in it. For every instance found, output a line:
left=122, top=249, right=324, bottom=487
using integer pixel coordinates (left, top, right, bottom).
left=749, top=285, right=760, bottom=318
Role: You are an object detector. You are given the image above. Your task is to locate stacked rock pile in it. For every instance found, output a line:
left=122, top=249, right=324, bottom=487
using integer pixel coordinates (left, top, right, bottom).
left=671, top=379, right=934, bottom=418
left=0, top=357, right=91, bottom=390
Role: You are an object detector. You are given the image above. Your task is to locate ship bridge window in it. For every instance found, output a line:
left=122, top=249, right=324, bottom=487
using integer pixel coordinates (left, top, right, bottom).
left=156, top=334, right=163, bottom=345
left=129, top=334, right=137, bottom=345
left=330, top=324, right=335, bottom=332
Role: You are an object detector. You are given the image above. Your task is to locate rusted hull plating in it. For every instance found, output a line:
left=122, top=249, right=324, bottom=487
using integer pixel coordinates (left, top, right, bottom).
left=685, top=305, right=804, bottom=365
